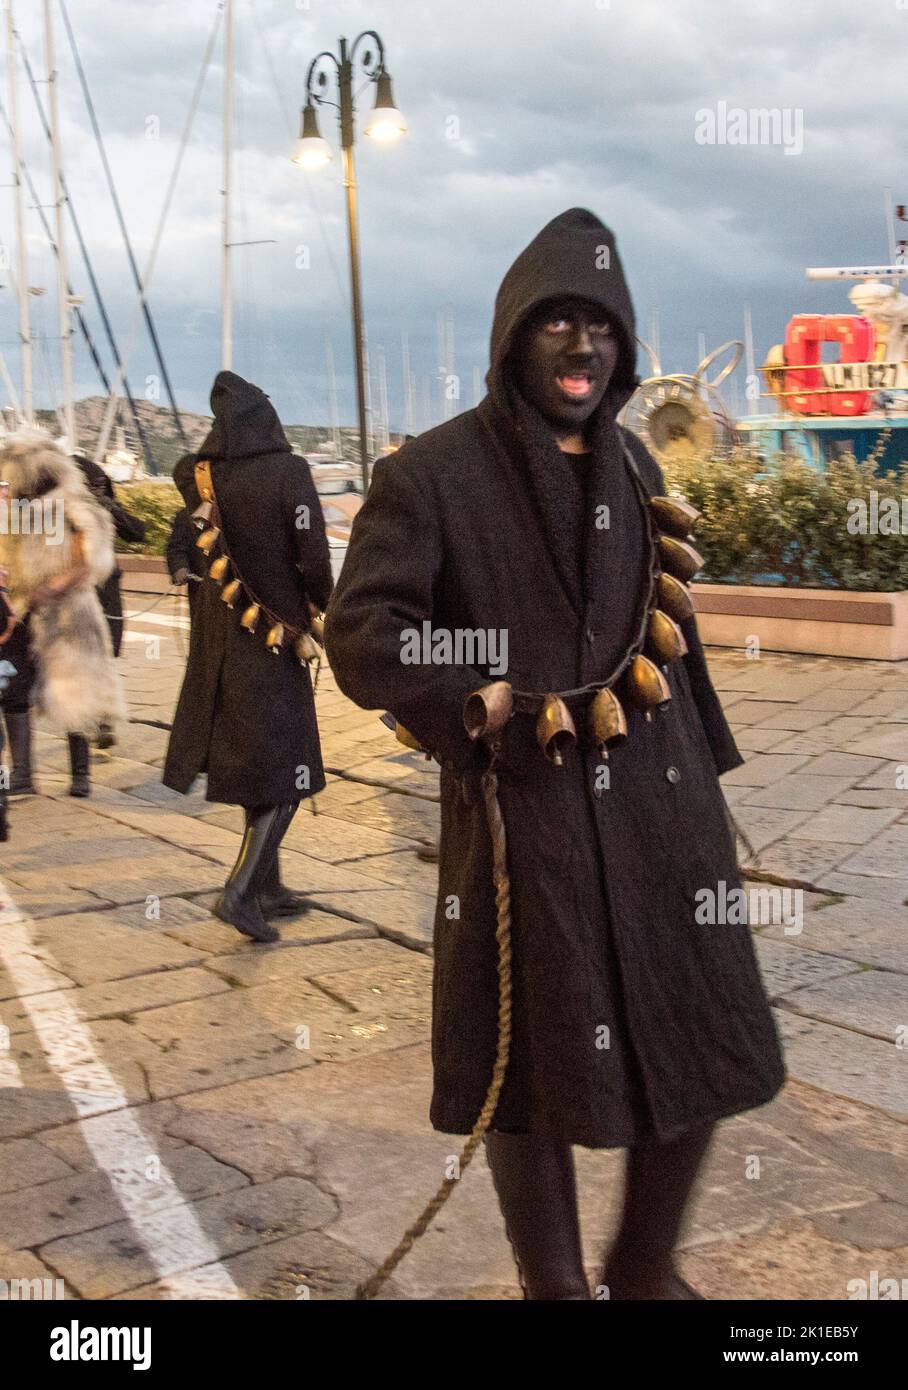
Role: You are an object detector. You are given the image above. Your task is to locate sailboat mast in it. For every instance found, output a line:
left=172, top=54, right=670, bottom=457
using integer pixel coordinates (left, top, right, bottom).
left=42, top=0, right=73, bottom=444
left=5, top=0, right=31, bottom=421
left=221, top=0, right=234, bottom=369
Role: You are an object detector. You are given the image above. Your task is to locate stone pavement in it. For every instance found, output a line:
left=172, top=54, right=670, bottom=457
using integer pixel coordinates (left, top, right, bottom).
left=1, top=592, right=907, bottom=1300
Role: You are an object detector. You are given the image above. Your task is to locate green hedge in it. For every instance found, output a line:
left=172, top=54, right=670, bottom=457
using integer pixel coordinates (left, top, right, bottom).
left=114, top=483, right=183, bottom=557
left=116, top=446, right=908, bottom=591
left=662, top=440, right=908, bottom=591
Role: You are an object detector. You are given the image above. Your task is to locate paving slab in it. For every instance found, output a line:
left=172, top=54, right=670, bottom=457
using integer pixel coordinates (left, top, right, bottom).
left=0, top=968, right=230, bottom=1036
left=201, top=937, right=412, bottom=989
left=0, top=1144, right=247, bottom=1250
left=775, top=1012, right=908, bottom=1118
left=39, top=1176, right=336, bottom=1299
left=115, top=1230, right=389, bottom=1301
left=680, top=1218, right=908, bottom=1300
left=837, top=824, right=908, bottom=878
left=741, top=775, right=857, bottom=812
left=24, top=916, right=204, bottom=987
left=810, top=1200, right=908, bottom=1251
left=789, top=804, right=900, bottom=844
left=761, top=896, right=908, bottom=973
left=754, top=938, right=863, bottom=998
left=142, top=1030, right=314, bottom=1102
left=777, top=969, right=908, bottom=1043
left=0, top=1137, right=75, bottom=1194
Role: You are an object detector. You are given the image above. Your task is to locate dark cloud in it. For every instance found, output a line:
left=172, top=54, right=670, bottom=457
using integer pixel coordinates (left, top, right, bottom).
left=2, top=0, right=904, bottom=431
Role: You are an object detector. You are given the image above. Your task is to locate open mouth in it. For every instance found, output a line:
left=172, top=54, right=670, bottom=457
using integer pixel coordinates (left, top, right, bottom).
left=555, top=371, right=595, bottom=401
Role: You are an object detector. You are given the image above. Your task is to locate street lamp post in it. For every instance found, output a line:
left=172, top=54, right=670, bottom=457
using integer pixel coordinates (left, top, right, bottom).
left=293, top=31, right=406, bottom=494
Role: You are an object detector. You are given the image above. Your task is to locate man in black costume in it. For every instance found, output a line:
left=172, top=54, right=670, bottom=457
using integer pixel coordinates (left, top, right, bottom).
left=163, top=372, right=333, bottom=944
left=326, top=210, right=785, bottom=1299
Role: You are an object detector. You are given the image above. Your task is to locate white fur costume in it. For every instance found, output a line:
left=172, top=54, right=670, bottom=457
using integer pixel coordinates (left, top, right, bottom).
left=0, top=430, right=126, bottom=736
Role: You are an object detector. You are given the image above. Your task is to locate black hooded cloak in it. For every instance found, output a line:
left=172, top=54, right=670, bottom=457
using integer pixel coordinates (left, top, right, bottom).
left=163, top=372, right=333, bottom=807
left=325, top=210, right=785, bottom=1146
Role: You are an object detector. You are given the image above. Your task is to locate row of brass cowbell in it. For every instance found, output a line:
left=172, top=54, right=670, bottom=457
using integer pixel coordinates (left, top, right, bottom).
left=196, top=524, right=324, bottom=663
left=461, top=495, right=703, bottom=766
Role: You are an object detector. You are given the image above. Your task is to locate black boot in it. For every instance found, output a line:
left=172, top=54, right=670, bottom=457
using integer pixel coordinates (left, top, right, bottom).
left=68, top=734, right=91, bottom=797
left=6, top=711, right=37, bottom=794
left=96, top=722, right=116, bottom=750
left=214, top=805, right=295, bottom=943
left=599, top=1121, right=714, bottom=1300
left=485, top=1131, right=591, bottom=1300
left=257, top=829, right=311, bottom=919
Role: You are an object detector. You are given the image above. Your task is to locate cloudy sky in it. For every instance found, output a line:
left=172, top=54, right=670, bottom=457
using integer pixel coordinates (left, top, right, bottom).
left=2, top=0, right=905, bottom=433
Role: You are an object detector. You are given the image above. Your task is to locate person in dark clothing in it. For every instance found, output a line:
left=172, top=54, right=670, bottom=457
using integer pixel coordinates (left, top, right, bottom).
left=70, top=454, right=146, bottom=783
left=162, top=372, right=333, bottom=944
left=325, top=209, right=785, bottom=1299
left=165, top=498, right=205, bottom=617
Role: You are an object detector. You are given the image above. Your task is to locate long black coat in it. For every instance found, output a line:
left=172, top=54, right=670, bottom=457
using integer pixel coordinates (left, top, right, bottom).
left=163, top=374, right=333, bottom=807
left=326, top=209, right=785, bottom=1148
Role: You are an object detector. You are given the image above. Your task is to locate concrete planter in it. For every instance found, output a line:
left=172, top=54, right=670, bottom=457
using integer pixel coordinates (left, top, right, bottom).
left=119, top=556, right=908, bottom=661
left=693, top=582, right=908, bottom=661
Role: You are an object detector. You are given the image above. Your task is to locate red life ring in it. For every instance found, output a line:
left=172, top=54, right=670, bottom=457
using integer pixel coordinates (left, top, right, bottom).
left=784, top=314, right=876, bottom=415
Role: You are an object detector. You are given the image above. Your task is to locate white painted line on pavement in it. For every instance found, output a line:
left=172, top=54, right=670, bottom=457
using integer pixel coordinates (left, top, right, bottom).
left=0, top=880, right=240, bottom=1298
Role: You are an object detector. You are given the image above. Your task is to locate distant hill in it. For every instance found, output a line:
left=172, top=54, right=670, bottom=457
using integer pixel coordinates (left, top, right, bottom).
left=35, top=397, right=363, bottom=475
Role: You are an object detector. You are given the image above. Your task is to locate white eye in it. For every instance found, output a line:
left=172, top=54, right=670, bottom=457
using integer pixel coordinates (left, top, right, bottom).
left=544, top=319, right=572, bottom=333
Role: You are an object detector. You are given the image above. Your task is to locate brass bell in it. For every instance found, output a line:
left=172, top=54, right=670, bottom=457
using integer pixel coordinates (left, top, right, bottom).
left=309, top=611, right=325, bottom=646
left=240, top=603, right=260, bottom=633
left=266, top=623, right=285, bottom=653
left=463, top=681, right=514, bottom=740
left=208, top=555, right=229, bottom=582
left=196, top=526, right=220, bottom=556
left=647, top=609, right=688, bottom=664
left=536, top=695, right=576, bottom=766
left=657, top=572, right=695, bottom=623
left=221, top=579, right=241, bottom=607
left=658, top=535, right=704, bottom=584
left=588, top=688, right=627, bottom=758
left=395, top=723, right=425, bottom=753
left=626, top=654, right=672, bottom=713
left=650, top=495, right=701, bottom=539
left=294, top=633, right=320, bottom=664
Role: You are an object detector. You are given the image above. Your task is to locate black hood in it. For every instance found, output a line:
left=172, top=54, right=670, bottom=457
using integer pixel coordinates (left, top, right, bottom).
left=196, top=371, right=292, bottom=463
left=486, top=207, right=639, bottom=422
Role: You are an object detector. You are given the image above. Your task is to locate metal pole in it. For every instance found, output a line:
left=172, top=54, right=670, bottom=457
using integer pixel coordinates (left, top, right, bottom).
left=222, top=0, right=234, bottom=369
left=5, top=0, right=30, bottom=421
left=42, top=0, right=73, bottom=445
left=338, top=38, right=370, bottom=493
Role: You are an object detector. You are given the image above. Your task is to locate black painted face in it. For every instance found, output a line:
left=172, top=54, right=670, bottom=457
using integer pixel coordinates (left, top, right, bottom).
left=512, top=297, right=621, bottom=434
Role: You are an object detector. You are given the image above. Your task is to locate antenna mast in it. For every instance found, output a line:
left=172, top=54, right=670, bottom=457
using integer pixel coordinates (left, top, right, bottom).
left=222, top=0, right=234, bottom=369
left=43, top=0, right=73, bottom=444
left=5, top=0, right=31, bottom=421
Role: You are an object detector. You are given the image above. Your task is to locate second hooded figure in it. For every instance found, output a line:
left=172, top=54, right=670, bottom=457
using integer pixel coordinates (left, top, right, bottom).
left=163, top=371, right=333, bottom=943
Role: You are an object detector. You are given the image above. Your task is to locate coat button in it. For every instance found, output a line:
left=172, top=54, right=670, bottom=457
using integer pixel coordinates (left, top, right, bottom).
left=665, top=765, right=681, bottom=785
